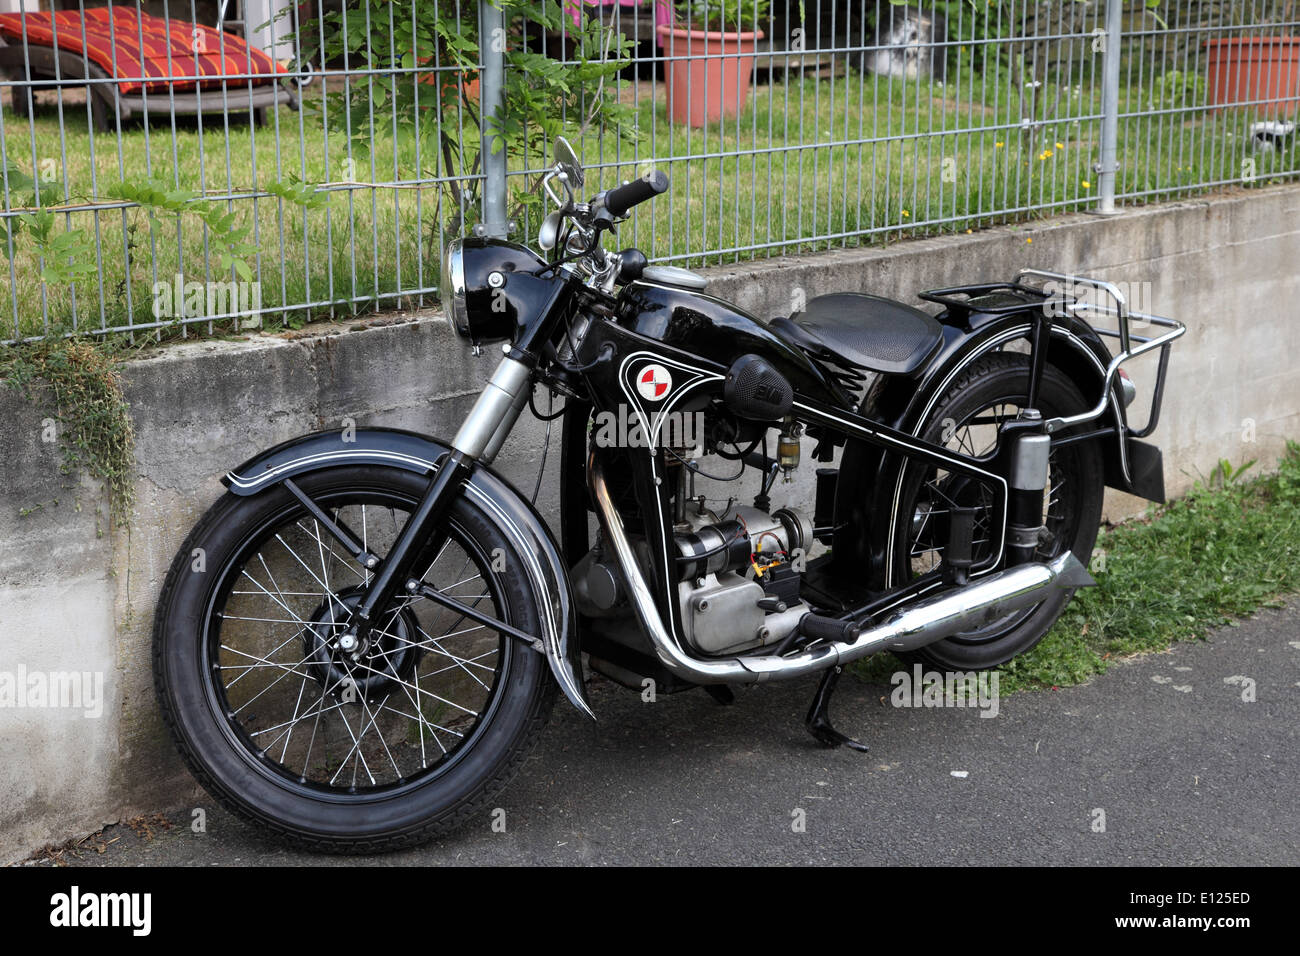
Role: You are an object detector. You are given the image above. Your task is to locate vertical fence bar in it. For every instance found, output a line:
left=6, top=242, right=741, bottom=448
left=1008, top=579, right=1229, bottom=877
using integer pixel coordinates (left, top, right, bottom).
left=478, top=0, right=508, bottom=240
left=1093, top=0, right=1122, bottom=215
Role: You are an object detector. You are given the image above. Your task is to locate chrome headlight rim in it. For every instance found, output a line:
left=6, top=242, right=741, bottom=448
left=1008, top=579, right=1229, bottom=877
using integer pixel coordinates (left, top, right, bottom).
left=443, top=239, right=468, bottom=336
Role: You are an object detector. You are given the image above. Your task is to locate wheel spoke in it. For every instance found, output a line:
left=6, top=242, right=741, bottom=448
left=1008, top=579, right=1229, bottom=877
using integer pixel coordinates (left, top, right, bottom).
left=277, top=674, right=312, bottom=762
left=240, top=563, right=309, bottom=628
left=274, top=532, right=337, bottom=603
left=380, top=701, right=464, bottom=742
left=295, top=518, right=365, bottom=585
left=207, top=490, right=502, bottom=792
left=329, top=682, right=378, bottom=787
left=413, top=624, right=493, bottom=690
left=220, top=627, right=307, bottom=687
left=345, top=657, right=480, bottom=718
left=353, top=691, right=403, bottom=781
left=253, top=692, right=348, bottom=742
left=230, top=648, right=319, bottom=716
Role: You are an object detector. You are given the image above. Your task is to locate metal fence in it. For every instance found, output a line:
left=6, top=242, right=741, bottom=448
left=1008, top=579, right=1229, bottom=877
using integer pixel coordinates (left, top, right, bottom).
left=0, top=0, right=1296, bottom=343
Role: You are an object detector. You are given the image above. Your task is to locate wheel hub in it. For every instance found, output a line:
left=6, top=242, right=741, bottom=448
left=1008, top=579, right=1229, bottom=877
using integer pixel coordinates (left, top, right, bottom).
left=301, top=586, right=420, bottom=703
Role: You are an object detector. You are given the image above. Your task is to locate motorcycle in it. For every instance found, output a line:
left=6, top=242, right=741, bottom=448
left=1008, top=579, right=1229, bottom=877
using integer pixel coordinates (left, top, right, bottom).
left=153, top=137, right=1185, bottom=851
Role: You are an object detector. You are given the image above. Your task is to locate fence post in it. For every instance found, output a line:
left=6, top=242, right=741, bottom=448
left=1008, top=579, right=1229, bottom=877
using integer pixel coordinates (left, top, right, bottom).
left=478, top=0, right=509, bottom=239
left=1093, top=0, right=1123, bottom=215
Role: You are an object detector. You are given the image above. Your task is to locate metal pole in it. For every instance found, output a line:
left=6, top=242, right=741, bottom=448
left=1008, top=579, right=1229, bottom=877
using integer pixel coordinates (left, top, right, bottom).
left=1093, top=0, right=1122, bottom=215
left=478, top=0, right=509, bottom=239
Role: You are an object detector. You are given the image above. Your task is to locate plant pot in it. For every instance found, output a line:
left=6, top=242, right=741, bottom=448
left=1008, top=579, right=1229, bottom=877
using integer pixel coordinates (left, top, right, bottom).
left=1204, top=36, right=1300, bottom=115
left=656, top=24, right=763, bottom=127
left=415, top=56, right=480, bottom=104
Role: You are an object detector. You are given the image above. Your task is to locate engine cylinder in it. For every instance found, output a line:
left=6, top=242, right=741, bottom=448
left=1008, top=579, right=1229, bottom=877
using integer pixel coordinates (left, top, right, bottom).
left=675, top=521, right=751, bottom=581
left=674, top=506, right=813, bottom=581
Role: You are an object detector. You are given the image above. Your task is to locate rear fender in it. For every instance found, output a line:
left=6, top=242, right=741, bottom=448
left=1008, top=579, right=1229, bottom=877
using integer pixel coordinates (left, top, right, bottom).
left=223, top=427, right=593, bottom=718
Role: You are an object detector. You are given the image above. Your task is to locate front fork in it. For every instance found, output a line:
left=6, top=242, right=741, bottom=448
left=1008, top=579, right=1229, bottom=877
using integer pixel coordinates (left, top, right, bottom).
left=343, top=354, right=536, bottom=646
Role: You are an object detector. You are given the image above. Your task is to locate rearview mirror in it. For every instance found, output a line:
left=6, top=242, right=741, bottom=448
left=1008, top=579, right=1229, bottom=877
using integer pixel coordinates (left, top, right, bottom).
left=553, top=136, right=584, bottom=189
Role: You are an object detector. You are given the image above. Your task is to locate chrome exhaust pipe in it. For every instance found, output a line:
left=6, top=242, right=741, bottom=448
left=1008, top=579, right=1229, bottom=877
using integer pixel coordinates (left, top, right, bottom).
left=590, top=458, right=1094, bottom=685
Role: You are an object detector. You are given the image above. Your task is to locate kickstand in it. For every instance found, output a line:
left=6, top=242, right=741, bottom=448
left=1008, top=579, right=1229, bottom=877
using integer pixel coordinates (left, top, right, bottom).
left=804, top=666, right=869, bottom=752
left=704, top=684, right=735, bottom=706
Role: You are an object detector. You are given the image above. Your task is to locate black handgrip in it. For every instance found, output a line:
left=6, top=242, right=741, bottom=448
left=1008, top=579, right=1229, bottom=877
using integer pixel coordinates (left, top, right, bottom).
left=604, top=169, right=669, bottom=218
left=799, top=612, right=859, bottom=644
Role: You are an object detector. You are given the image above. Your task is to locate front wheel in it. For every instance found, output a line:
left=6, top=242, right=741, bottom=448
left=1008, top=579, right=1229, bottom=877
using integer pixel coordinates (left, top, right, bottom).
left=152, top=465, right=555, bottom=852
left=887, top=353, right=1105, bottom=671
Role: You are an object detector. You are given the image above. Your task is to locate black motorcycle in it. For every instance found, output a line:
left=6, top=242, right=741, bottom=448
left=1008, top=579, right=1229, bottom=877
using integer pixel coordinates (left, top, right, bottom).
left=153, top=137, right=1185, bottom=851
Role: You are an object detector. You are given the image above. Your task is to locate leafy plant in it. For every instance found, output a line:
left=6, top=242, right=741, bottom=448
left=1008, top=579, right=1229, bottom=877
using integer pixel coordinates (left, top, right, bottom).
left=3, top=158, right=326, bottom=313
left=316, top=1, right=637, bottom=244
left=1, top=162, right=96, bottom=285
left=108, top=177, right=326, bottom=282
left=1149, top=69, right=1205, bottom=110
left=11, top=209, right=98, bottom=286
left=675, top=0, right=772, bottom=32
left=1204, top=456, right=1257, bottom=489
left=1143, top=0, right=1167, bottom=30
left=1, top=339, right=135, bottom=525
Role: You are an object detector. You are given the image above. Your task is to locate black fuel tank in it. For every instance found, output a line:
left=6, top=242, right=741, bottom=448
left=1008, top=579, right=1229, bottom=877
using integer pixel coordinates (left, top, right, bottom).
left=617, top=280, right=850, bottom=409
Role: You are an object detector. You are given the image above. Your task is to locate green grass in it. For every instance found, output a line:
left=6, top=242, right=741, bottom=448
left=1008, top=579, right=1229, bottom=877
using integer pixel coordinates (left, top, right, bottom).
left=1, top=81, right=464, bottom=339
left=2, top=56, right=1298, bottom=340
left=569, top=56, right=1300, bottom=271
left=852, top=442, right=1300, bottom=693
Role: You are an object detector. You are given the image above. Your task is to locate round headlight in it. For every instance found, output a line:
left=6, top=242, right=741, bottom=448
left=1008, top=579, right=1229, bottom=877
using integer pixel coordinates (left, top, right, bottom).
left=445, top=239, right=547, bottom=346
left=441, top=240, right=468, bottom=335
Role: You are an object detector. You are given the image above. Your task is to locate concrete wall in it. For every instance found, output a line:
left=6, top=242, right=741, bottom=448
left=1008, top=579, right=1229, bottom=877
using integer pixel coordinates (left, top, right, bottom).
left=2, top=184, right=1298, bottom=861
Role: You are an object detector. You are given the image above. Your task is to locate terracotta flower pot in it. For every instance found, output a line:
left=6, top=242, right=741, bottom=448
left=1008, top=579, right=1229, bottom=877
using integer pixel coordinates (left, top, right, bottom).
left=415, top=55, right=480, bottom=104
left=657, top=24, right=763, bottom=127
left=1204, top=36, right=1300, bottom=115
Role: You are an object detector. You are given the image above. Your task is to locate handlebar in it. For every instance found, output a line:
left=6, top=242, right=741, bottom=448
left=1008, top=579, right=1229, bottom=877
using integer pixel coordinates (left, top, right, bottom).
left=604, top=169, right=669, bottom=218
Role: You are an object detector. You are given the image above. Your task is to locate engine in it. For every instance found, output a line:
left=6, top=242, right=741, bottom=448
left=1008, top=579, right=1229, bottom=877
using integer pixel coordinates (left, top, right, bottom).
left=574, top=501, right=816, bottom=657
left=673, top=504, right=814, bottom=655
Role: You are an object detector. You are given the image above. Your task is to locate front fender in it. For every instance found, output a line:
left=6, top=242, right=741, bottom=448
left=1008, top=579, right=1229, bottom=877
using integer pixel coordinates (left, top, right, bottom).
left=223, top=427, right=594, bottom=719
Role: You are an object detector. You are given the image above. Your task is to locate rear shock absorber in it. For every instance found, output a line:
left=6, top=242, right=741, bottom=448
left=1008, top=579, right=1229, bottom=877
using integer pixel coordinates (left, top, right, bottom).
left=1006, top=408, right=1051, bottom=566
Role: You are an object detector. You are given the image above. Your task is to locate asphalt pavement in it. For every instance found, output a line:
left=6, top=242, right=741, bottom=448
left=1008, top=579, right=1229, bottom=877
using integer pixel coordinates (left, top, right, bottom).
left=43, top=598, right=1300, bottom=866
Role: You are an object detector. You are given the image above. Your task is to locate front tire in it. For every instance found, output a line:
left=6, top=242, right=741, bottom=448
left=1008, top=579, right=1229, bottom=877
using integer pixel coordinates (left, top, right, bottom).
left=153, top=465, right=556, bottom=852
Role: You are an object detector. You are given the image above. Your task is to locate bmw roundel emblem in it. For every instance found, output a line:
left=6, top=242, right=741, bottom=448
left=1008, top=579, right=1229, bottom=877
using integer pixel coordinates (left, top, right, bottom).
left=636, top=363, right=672, bottom=402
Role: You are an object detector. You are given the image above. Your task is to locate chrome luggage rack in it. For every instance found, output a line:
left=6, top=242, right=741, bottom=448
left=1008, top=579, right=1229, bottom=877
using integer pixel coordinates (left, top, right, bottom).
left=920, top=269, right=1187, bottom=440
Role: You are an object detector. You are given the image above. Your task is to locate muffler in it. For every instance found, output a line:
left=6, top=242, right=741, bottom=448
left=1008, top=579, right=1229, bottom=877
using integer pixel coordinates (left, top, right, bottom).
left=590, top=458, right=1094, bottom=685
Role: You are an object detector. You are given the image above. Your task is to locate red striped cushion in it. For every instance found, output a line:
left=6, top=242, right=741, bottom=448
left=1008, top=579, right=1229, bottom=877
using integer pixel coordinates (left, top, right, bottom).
left=0, top=7, right=285, bottom=95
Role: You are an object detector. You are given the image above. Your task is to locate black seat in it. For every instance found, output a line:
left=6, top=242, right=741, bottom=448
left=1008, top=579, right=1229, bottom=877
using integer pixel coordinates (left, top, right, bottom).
left=771, top=293, right=943, bottom=377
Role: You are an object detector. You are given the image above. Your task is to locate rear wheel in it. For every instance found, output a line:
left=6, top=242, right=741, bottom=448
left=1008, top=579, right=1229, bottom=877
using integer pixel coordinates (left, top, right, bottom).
left=152, top=465, right=555, bottom=852
left=888, top=353, right=1104, bottom=671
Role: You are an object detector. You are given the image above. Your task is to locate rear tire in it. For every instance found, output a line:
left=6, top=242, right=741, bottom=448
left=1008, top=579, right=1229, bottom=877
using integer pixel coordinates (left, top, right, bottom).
left=152, top=465, right=555, bottom=853
left=887, top=353, right=1104, bottom=671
